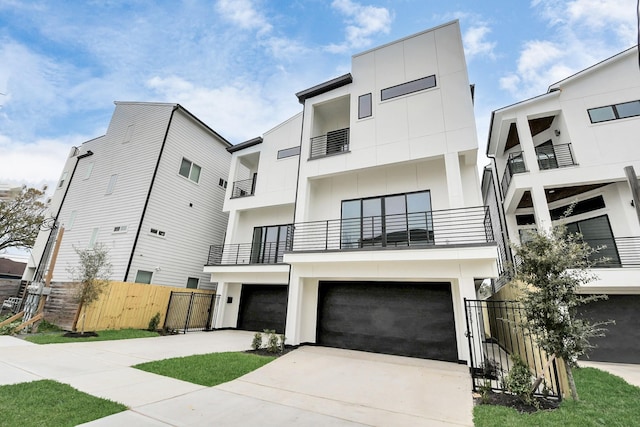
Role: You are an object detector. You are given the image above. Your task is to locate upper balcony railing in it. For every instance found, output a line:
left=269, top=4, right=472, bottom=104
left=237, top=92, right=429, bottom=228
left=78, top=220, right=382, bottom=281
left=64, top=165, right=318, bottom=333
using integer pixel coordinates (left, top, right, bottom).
left=535, top=143, right=577, bottom=170
left=207, top=242, right=289, bottom=265
left=291, top=206, right=494, bottom=252
left=310, top=128, right=350, bottom=159
left=231, top=175, right=256, bottom=198
left=588, top=236, right=640, bottom=268
left=501, top=151, right=527, bottom=196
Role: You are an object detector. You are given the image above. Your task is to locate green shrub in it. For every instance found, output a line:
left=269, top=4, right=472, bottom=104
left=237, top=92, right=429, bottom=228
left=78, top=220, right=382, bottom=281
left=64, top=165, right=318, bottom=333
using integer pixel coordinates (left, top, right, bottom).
left=504, top=354, right=533, bottom=404
left=148, top=312, right=161, bottom=331
left=251, top=332, right=263, bottom=350
left=0, top=321, right=21, bottom=335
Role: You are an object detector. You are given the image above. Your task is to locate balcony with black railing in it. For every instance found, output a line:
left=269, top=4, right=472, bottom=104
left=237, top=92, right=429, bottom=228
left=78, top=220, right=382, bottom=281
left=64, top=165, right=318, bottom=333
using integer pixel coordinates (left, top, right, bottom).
left=500, top=151, right=527, bottom=196
left=207, top=241, right=290, bottom=266
left=309, top=127, right=349, bottom=159
left=231, top=175, right=256, bottom=198
left=588, top=236, right=640, bottom=268
left=535, top=143, right=577, bottom=170
left=290, top=206, right=495, bottom=252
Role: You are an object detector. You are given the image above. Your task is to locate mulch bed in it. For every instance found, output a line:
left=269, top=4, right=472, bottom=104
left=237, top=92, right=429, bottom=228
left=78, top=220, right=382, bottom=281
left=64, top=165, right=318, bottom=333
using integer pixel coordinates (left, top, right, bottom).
left=245, top=345, right=298, bottom=358
left=62, top=331, right=99, bottom=338
left=475, top=391, right=560, bottom=413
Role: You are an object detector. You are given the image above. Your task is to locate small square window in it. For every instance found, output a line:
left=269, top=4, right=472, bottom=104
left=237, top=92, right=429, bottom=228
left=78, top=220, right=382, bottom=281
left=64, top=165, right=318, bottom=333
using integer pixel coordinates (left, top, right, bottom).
left=615, top=100, right=640, bottom=119
left=186, top=277, right=199, bottom=289
left=358, top=93, right=372, bottom=119
left=135, top=270, right=153, bottom=284
left=179, top=158, right=201, bottom=183
left=588, top=106, right=616, bottom=123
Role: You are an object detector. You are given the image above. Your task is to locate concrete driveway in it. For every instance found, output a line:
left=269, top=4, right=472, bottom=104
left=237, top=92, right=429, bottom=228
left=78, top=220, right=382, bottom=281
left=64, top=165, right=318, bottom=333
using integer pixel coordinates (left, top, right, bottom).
left=0, top=331, right=474, bottom=426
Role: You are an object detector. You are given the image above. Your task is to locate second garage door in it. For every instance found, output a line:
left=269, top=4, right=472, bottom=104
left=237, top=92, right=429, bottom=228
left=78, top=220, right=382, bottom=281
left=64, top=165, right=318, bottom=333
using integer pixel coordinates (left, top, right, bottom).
left=317, top=281, right=458, bottom=361
left=237, top=284, right=288, bottom=334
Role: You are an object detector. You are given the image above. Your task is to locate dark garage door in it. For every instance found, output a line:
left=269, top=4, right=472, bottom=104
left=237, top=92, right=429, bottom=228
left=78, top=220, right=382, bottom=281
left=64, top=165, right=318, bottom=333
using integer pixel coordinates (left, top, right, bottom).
left=317, top=281, right=458, bottom=361
left=579, top=294, right=640, bottom=364
left=237, top=284, right=288, bottom=334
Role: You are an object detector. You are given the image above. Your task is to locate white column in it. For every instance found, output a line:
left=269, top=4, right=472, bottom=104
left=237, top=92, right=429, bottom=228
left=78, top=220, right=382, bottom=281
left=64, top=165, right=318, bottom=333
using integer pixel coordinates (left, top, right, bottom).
left=531, top=185, right=552, bottom=232
left=453, top=276, right=483, bottom=366
left=285, top=273, right=303, bottom=345
left=445, top=152, right=464, bottom=208
left=515, top=113, right=539, bottom=174
left=214, top=281, right=228, bottom=329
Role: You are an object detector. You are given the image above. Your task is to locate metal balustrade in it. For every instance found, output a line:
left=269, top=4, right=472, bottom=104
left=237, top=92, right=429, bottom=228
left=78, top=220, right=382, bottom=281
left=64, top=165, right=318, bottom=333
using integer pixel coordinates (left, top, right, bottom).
left=231, top=176, right=256, bottom=198
left=309, top=128, right=349, bottom=159
left=207, top=242, right=288, bottom=265
left=536, top=143, right=577, bottom=170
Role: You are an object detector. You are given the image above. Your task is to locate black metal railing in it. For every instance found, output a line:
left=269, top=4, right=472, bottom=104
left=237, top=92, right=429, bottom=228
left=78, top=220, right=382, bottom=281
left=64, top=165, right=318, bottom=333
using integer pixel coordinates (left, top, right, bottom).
left=501, top=151, right=527, bottom=196
left=291, top=206, right=494, bottom=252
left=231, top=176, right=256, bottom=198
left=536, top=143, right=577, bottom=170
left=207, top=241, right=290, bottom=265
left=310, top=127, right=349, bottom=159
left=589, top=236, right=640, bottom=268
left=164, top=292, right=220, bottom=333
left=465, top=299, right=562, bottom=399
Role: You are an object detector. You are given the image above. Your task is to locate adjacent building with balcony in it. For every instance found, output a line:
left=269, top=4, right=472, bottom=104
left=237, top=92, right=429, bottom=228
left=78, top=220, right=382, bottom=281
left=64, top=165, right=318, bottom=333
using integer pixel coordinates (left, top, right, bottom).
left=205, top=21, right=499, bottom=364
left=24, top=102, right=232, bottom=290
left=484, top=46, right=640, bottom=363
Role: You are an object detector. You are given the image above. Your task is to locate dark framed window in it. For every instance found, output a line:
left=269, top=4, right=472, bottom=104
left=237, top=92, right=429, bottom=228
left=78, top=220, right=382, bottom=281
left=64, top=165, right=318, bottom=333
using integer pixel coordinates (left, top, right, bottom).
left=341, top=190, right=433, bottom=248
left=566, top=215, right=620, bottom=266
left=588, top=99, right=640, bottom=123
left=549, top=196, right=605, bottom=220
left=381, top=75, right=436, bottom=101
left=516, top=214, right=536, bottom=226
left=277, top=146, right=301, bottom=159
left=186, top=277, right=199, bottom=289
left=135, top=270, right=153, bottom=284
left=358, top=93, right=372, bottom=119
left=251, top=224, right=293, bottom=264
left=179, top=157, right=201, bottom=183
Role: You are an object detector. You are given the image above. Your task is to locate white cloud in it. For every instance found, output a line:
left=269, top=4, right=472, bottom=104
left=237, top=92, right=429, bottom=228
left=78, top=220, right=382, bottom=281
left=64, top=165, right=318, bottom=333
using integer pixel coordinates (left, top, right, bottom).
left=463, top=24, right=496, bottom=60
left=501, top=0, right=637, bottom=98
left=215, top=0, right=273, bottom=35
left=325, top=0, right=393, bottom=53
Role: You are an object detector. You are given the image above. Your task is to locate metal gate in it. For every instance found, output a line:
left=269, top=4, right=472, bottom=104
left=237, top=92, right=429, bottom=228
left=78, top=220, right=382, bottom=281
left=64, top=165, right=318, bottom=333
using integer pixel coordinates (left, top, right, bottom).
left=464, top=299, right=562, bottom=399
left=164, top=292, right=220, bottom=333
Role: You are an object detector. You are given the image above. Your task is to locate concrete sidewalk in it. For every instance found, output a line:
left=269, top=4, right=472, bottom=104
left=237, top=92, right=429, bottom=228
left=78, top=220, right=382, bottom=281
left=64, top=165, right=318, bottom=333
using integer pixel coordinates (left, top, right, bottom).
left=0, top=332, right=474, bottom=426
left=579, top=360, right=640, bottom=388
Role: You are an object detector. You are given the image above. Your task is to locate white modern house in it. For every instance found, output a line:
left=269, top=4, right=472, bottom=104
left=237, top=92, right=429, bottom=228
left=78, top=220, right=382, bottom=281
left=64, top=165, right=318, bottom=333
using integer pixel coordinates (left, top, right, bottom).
left=484, top=46, right=640, bottom=363
left=206, top=21, right=500, bottom=364
left=25, top=102, right=232, bottom=290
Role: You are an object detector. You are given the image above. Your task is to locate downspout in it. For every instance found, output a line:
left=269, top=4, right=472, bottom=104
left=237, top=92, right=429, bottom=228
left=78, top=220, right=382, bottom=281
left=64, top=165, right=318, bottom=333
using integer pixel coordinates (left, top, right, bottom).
left=34, top=149, right=94, bottom=282
left=488, top=154, right=513, bottom=265
left=123, top=105, right=178, bottom=282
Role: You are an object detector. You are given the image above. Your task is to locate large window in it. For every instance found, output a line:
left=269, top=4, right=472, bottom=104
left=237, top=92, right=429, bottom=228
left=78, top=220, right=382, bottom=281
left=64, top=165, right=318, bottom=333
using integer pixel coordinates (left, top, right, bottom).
left=588, top=100, right=640, bottom=123
left=358, top=93, right=372, bottom=119
left=381, top=75, right=436, bottom=101
left=179, top=158, right=201, bottom=183
left=566, top=215, right=620, bottom=266
left=341, top=190, right=433, bottom=248
left=251, top=224, right=293, bottom=263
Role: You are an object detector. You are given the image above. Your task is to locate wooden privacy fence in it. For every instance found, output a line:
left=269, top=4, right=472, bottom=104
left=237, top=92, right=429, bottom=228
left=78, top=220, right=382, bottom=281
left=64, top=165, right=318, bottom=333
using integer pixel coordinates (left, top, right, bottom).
left=76, top=281, right=214, bottom=331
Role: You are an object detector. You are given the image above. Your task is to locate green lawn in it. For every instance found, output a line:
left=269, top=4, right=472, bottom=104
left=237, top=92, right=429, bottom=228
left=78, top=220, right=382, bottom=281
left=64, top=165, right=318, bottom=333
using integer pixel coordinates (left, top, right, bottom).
left=0, top=380, right=126, bottom=426
left=474, top=368, right=640, bottom=427
left=134, top=351, right=276, bottom=386
left=25, top=328, right=159, bottom=344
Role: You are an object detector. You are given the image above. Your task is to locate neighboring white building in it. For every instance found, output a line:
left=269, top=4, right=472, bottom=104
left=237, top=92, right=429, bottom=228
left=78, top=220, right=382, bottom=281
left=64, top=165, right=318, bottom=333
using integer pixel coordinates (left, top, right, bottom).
left=484, top=46, right=640, bottom=363
left=25, top=102, right=232, bottom=290
left=206, top=21, right=499, bottom=364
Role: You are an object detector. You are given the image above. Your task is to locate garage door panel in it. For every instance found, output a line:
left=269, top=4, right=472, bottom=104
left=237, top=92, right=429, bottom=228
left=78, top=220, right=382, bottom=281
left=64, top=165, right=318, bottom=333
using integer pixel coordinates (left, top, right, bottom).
left=237, top=285, right=288, bottom=334
left=317, top=281, right=458, bottom=361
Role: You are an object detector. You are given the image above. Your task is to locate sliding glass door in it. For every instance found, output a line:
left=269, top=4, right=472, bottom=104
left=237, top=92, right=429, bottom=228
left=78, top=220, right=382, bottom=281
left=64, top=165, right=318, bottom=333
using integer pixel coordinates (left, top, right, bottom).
left=251, top=224, right=293, bottom=263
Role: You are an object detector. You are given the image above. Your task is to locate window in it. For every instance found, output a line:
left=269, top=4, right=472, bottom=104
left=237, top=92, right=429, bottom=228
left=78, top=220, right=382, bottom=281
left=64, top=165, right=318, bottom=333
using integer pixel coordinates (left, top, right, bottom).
left=179, top=158, right=201, bottom=183
left=84, top=162, right=94, bottom=180
left=566, top=215, right=620, bottom=266
left=123, top=124, right=135, bottom=143
left=58, top=171, right=68, bottom=188
left=588, top=99, right=640, bottom=123
left=186, top=277, right=199, bottom=289
left=515, top=214, right=535, bottom=226
left=66, top=211, right=77, bottom=230
left=358, top=93, right=372, bottom=119
left=341, top=190, right=433, bottom=248
left=251, top=224, right=293, bottom=263
left=381, top=75, right=436, bottom=101
left=549, top=196, right=605, bottom=220
left=88, top=227, right=99, bottom=248
left=218, top=178, right=228, bottom=188
left=135, top=270, right=153, bottom=284
left=149, top=228, right=166, bottom=237
left=106, top=174, right=118, bottom=194
left=277, top=146, right=301, bottom=159
left=113, top=225, right=128, bottom=233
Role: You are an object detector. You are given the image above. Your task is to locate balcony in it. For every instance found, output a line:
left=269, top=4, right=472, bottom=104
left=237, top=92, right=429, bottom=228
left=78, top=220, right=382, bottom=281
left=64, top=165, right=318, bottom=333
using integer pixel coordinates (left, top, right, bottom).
left=231, top=176, right=256, bottom=198
left=309, top=128, right=349, bottom=159
left=535, top=143, right=577, bottom=170
left=588, top=236, right=640, bottom=268
left=501, top=152, right=526, bottom=196
left=207, top=241, right=289, bottom=266
left=290, top=206, right=494, bottom=252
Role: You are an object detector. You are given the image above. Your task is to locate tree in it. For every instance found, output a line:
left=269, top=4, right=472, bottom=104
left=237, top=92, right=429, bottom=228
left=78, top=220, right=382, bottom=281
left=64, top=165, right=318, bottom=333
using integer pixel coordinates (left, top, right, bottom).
left=0, top=186, right=47, bottom=251
left=512, top=224, right=609, bottom=401
left=67, top=243, right=112, bottom=334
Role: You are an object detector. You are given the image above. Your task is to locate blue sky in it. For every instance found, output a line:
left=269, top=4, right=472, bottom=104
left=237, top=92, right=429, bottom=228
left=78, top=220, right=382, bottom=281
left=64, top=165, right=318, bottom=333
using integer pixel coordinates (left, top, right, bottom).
left=0, top=0, right=638, bottom=192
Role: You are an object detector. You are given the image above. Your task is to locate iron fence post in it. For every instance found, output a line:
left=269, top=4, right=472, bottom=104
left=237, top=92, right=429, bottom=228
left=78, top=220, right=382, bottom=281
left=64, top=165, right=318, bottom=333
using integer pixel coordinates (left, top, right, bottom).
left=183, top=292, right=195, bottom=334
left=164, top=291, right=175, bottom=330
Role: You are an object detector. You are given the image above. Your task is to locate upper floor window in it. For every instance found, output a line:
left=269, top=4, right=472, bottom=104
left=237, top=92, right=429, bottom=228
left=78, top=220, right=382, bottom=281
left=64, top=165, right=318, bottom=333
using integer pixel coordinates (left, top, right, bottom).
left=179, top=158, right=201, bottom=183
left=123, top=124, right=135, bottom=143
left=381, top=75, right=436, bottom=101
left=277, top=146, right=301, bottom=159
left=84, top=162, right=94, bottom=180
left=58, top=171, right=68, bottom=188
left=106, top=174, right=118, bottom=194
left=588, top=100, right=640, bottom=123
left=358, top=93, right=372, bottom=119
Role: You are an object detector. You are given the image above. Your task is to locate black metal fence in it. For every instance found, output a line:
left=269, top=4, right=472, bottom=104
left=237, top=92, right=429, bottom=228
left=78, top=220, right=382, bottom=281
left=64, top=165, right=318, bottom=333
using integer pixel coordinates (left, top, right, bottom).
left=464, top=299, right=562, bottom=400
left=164, top=292, right=219, bottom=333
left=231, top=176, right=256, bottom=198
left=310, top=127, right=350, bottom=159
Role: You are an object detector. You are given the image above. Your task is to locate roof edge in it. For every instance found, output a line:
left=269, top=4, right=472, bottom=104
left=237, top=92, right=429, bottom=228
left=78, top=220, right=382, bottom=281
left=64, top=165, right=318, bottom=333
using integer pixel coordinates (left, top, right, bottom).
left=296, top=73, right=353, bottom=103
left=227, top=136, right=263, bottom=153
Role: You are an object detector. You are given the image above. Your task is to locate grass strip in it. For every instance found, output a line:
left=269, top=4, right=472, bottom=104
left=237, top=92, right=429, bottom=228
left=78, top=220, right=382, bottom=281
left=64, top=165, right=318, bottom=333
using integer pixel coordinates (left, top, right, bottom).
left=0, top=380, right=126, bottom=427
left=25, top=328, right=159, bottom=344
left=134, top=351, right=276, bottom=386
left=473, top=367, right=640, bottom=426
